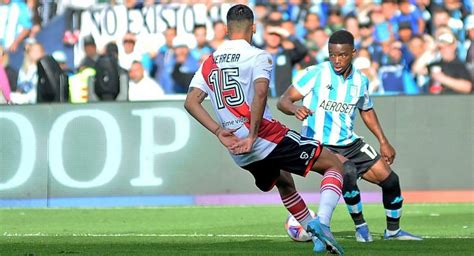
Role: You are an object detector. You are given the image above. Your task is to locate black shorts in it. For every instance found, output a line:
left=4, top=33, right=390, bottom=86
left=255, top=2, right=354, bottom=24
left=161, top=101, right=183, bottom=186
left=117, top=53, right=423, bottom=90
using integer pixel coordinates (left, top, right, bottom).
left=324, top=138, right=381, bottom=177
left=241, top=130, right=322, bottom=192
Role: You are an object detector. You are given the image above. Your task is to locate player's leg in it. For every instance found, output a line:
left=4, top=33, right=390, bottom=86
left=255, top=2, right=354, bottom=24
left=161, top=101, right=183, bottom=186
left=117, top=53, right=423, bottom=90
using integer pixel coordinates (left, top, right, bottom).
left=306, top=148, right=344, bottom=255
left=341, top=160, right=373, bottom=242
left=309, top=148, right=344, bottom=227
left=362, top=160, right=422, bottom=240
left=275, top=171, right=326, bottom=253
left=275, top=171, right=314, bottom=231
left=326, top=139, right=380, bottom=242
left=258, top=131, right=344, bottom=254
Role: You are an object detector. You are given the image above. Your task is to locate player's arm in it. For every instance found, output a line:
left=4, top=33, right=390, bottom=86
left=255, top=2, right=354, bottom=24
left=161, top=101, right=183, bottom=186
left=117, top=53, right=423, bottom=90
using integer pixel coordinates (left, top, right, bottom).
left=184, top=87, right=238, bottom=149
left=229, top=78, right=268, bottom=155
left=184, top=87, right=219, bottom=134
left=359, top=108, right=396, bottom=164
left=277, top=86, right=312, bottom=121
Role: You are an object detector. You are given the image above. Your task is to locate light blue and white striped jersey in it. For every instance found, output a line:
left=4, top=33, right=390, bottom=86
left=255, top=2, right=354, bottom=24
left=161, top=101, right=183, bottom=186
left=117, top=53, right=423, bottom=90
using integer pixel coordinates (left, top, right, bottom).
left=0, top=2, right=32, bottom=49
left=293, top=61, right=373, bottom=146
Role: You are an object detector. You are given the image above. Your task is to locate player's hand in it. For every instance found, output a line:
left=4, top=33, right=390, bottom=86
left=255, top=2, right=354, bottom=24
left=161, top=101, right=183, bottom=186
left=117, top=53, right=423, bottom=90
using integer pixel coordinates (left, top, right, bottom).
left=216, top=127, right=240, bottom=149
left=294, top=106, right=313, bottom=121
left=229, top=137, right=255, bottom=155
left=380, top=142, right=396, bottom=165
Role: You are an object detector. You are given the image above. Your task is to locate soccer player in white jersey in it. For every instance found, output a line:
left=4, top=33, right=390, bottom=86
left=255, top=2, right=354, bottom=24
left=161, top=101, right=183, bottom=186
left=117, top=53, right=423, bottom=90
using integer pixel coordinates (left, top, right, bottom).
left=278, top=30, right=422, bottom=242
left=185, top=4, right=346, bottom=255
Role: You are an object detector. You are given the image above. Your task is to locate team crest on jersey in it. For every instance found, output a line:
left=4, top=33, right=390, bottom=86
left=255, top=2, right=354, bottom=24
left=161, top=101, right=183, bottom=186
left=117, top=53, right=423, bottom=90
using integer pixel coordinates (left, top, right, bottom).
left=268, top=58, right=273, bottom=65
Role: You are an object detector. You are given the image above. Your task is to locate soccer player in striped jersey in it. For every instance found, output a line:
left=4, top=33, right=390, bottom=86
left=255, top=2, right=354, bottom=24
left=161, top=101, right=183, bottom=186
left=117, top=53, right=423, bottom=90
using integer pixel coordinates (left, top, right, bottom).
left=278, top=30, right=422, bottom=242
left=185, top=4, right=345, bottom=255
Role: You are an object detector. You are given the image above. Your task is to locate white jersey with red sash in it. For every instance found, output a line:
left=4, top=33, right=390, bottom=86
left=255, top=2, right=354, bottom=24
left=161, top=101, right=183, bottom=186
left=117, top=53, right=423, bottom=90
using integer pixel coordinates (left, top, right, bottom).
left=189, top=39, right=289, bottom=166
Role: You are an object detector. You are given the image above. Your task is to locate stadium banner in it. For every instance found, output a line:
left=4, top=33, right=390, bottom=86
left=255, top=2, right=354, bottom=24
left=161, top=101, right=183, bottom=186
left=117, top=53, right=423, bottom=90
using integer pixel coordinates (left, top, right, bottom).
left=79, top=3, right=231, bottom=51
left=0, top=96, right=473, bottom=207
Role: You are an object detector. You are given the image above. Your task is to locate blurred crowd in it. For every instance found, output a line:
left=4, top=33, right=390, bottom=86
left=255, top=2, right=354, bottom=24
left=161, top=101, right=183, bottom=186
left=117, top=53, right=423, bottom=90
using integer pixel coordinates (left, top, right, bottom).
left=0, top=0, right=473, bottom=104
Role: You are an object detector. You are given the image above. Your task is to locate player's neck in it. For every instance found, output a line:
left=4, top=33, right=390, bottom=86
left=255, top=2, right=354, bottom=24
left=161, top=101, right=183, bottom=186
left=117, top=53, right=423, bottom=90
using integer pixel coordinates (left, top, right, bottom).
left=341, top=64, right=353, bottom=79
left=228, top=33, right=252, bottom=44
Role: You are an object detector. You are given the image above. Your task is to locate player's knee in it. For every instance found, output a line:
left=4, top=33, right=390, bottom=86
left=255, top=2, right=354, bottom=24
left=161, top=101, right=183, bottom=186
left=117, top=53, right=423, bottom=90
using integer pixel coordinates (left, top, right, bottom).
left=379, top=171, right=400, bottom=192
left=342, top=161, right=358, bottom=187
left=275, top=179, right=296, bottom=195
left=256, top=182, right=274, bottom=192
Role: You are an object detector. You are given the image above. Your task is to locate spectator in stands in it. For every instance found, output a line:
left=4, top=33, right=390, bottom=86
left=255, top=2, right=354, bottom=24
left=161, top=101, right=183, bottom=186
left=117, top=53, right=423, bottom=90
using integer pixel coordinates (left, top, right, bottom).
left=118, top=32, right=151, bottom=71
left=128, top=60, right=164, bottom=101
left=444, top=0, right=469, bottom=45
left=0, top=52, right=11, bottom=103
left=408, top=35, right=433, bottom=92
left=281, top=19, right=296, bottom=38
left=263, top=21, right=308, bottom=97
left=377, top=40, right=419, bottom=95
left=325, top=5, right=344, bottom=34
left=428, top=31, right=472, bottom=94
left=265, top=5, right=283, bottom=23
left=170, top=37, right=199, bottom=94
left=0, top=0, right=32, bottom=52
left=0, top=45, right=18, bottom=93
left=353, top=55, right=380, bottom=94
left=61, top=0, right=95, bottom=46
left=358, top=18, right=378, bottom=58
left=397, top=22, right=416, bottom=67
left=415, top=0, right=432, bottom=34
left=10, top=41, right=44, bottom=104
left=190, top=24, right=213, bottom=64
left=369, top=5, right=393, bottom=46
left=154, top=26, right=177, bottom=94
left=296, top=12, right=320, bottom=39
left=381, top=0, right=399, bottom=34
left=395, top=0, right=425, bottom=36
left=398, top=21, right=414, bottom=45
left=305, top=27, right=329, bottom=64
left=465, top=15, right=474, bottom=82
left=94, top=42, right=122, bottom=101
left=78, top=35, right=98, bottom=71
left=27, top=0, right=42, bottom=38
left=52, top=50, right=73, bottom=76
left=344, top=15, right=361, bottom=49
left=210, top=20, right=227, bottom=50
left=252, top=3, right=268, bottom=48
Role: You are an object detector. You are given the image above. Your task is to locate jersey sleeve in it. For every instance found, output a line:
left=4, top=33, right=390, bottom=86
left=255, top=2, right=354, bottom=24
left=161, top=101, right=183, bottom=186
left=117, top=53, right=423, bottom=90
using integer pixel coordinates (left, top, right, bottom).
left=18, top=3, right=33, bottom=29
left=357, top=75, right=374, bottom=110
left=293, top=66, right=318, bottom=96
left=253, top=52, right=273, bottom=82
left=188, top=65, right=208, bottom=94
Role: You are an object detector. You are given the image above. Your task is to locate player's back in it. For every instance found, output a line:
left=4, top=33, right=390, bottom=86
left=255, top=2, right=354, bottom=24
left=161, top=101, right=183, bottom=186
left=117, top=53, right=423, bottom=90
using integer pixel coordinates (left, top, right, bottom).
left=203, top=39, right=268, bottom=106
left=191, top=39, right=288, bottom=166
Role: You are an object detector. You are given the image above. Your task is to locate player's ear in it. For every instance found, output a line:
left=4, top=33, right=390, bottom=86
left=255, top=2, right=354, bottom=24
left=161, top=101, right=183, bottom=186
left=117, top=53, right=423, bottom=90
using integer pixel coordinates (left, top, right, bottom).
left=352, top=47, right=356, bottom=57
left=224, top=25, right=228, bottom=36
left=252, top=23, right=256, bottom=34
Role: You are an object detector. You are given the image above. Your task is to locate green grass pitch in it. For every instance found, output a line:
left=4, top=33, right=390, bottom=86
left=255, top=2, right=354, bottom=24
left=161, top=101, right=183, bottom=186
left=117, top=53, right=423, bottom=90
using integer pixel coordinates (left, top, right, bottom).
left=1, top=203, right=472, bottom=255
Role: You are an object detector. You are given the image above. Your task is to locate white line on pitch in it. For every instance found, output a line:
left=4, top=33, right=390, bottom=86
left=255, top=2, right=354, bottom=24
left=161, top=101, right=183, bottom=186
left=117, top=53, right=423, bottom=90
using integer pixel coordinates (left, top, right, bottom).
left=1, top=233, right=472, bottom=239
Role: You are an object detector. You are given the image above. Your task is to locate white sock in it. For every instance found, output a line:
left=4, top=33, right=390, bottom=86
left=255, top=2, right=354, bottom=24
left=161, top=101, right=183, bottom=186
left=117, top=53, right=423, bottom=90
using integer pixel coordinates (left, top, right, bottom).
left=318, top=170, right=343, bottom=226
left=300, top=212, right=314, bottom=231
left=386, top=228, right=400, bottom=236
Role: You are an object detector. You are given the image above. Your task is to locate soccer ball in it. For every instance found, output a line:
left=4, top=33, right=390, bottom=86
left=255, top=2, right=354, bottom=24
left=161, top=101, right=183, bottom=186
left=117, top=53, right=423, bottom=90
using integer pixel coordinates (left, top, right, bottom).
left=285, top=209, right=316, bottom=242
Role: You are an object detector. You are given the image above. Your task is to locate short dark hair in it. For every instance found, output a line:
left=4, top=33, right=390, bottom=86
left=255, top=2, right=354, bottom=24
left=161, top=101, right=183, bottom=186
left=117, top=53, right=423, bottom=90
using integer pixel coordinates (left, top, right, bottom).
left=226, top=4, right=254, bottom=33
left=193, top=24, right=206, bottom=33
left=328, top=30, right=354, bottom=46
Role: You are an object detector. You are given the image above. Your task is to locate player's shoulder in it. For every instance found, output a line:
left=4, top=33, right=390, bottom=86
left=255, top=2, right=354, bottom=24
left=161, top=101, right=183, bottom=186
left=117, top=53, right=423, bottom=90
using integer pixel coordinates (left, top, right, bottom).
left=303, top=62, right=329, bottom=75
left=253, top=48, right=273, bottom=65
left=352, top=67, right=370, bottom=85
